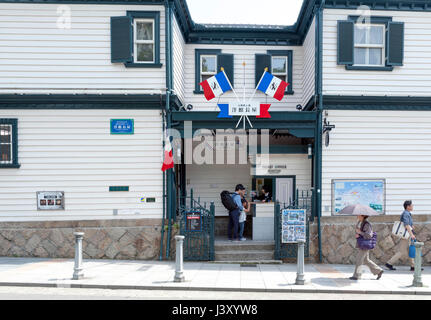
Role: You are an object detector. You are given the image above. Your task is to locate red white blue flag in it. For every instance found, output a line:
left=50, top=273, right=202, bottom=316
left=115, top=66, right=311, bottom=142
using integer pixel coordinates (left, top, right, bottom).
left=257, top=71, right=289, bottom=101
left=200, top=70, right=233, bottom=101
left=161, top=135, right=174, bottom=172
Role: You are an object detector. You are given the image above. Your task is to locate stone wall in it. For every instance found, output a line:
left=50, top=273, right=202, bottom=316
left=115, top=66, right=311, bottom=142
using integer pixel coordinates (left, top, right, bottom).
left=0, top=219, right=178, bottom=260
left=317, top=215, right=431, bottom=266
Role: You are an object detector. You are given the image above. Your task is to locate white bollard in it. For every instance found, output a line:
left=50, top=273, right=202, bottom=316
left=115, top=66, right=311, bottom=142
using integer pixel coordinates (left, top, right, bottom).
left=174, top=235, right=185, bottom=282
left=72, top=232, right=84, bottom=280
left=412, top=241, right=424, bottom=287
left=295, top=239, right=306, bottom=285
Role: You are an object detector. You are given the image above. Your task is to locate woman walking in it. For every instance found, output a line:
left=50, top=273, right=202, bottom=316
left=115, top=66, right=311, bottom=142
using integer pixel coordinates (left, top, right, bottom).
left=349, top=215, right=384, bottom=280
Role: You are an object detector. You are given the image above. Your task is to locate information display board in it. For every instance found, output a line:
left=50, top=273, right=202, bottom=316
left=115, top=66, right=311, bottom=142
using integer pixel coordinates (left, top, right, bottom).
left=185, top=211, right=202, bottom=232
left=281, top=209, right=306, bottom=243
left=332, top=179, right=385, bottom=215
left=37, top=191, right=65, bottom=210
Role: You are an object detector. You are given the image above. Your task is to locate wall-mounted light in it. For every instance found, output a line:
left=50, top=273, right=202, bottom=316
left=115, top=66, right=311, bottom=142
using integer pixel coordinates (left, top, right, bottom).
left=307, top=144, right=313, bottom=159
left=296, top=104, right=303, bottom=111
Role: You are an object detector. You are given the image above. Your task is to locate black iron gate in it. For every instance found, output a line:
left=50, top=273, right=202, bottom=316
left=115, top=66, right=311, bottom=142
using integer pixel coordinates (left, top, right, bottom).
left=274, top=189, right=313, bottom=259
left=178, top=189, right=215, bottom=261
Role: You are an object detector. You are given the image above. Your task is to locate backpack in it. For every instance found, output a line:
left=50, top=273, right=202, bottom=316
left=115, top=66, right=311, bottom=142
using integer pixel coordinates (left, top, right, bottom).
left=220, top=190, right=238, bottom=212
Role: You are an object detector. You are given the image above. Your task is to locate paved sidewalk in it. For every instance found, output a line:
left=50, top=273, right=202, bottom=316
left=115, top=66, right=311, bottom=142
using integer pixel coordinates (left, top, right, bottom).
left=0, top=257, right=429, bottom=295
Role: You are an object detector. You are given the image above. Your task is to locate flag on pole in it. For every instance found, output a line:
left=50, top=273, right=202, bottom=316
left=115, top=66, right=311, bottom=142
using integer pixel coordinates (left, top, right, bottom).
left=257, top=71, right=289, bottom=101
left=161, top=135, right=174, bottom=172
left=200, top=70, right=233, bottom=101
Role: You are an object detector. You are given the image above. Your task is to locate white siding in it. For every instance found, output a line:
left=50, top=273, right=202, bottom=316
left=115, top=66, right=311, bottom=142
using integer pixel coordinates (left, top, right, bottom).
left=0, top=109, right=163, bottom=221
left=322, top=8, right=431, bottom=96
left=302, top=16, right=316, bottom=107
left=172, top=15, right=185, bottom=103
left=183, top=44, right=304, bottom=112
left=322, top=110, right=431, bottom=217
left=0, top=3, right=166, bottom=94
left=186, top=164, right=251, bottom=217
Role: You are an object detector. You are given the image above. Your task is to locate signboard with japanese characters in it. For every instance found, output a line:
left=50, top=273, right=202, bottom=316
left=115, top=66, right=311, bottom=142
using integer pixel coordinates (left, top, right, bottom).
left=110, top=119, right=134, bottom=135
left=37, top=191, right=65, bottom=210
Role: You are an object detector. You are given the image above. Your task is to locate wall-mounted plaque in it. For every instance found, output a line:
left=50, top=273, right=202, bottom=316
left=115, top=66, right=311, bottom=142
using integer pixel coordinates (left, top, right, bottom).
left=37, top=191, right=65, bottom=210
left=110, top=119, right=134, bottom=134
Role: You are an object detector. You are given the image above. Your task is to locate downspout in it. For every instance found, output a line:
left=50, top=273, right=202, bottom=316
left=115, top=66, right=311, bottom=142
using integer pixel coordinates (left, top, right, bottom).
left=315, top=0, right=325, bottom=263
left=164, top=0, right=174, bottom=259
left=159, top=112, right=166, bottom=261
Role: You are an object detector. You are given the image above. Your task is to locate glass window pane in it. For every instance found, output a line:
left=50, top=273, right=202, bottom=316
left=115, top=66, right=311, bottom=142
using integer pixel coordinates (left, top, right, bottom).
left=369, top=26, right=384, bottom=44
left=136, top=44, right=154, bottom=62
left=0, top=125, right=11, bottom=143
left=354, top=48, right=367, bottom=65
left=0, top=144, right=11, bottom=162
left=272, top=57, right=287, bottom=74
left=354, top=26, right=367, bottom=44
left=136, top=22, right=153, bottom=41
left=369, top=48, right=383, bottom=65
left=201, top=56, right=216, bottom=73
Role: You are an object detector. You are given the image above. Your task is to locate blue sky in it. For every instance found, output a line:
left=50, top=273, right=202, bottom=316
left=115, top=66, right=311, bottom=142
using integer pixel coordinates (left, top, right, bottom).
left=186, top=0, right=304, bottom=26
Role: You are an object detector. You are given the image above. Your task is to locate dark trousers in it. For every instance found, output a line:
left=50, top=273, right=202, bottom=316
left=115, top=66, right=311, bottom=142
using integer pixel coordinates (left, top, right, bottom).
left=228, top=208, right=240, bottom=240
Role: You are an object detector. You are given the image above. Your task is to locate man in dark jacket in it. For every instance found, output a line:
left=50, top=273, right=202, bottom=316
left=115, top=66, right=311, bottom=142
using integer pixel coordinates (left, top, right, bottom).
left=228, top=184, right=245, bottom=241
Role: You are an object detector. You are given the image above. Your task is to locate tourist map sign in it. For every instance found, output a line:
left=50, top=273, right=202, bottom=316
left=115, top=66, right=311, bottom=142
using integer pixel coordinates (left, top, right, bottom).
left=332, top=179, right=385, bottom=215
left=281, top=209, right=306, bottom=243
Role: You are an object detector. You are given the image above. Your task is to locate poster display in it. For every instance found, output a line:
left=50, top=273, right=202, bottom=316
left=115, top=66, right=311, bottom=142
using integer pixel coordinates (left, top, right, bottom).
left=281, top=209, right=306, bottom=243
left=332, top=179, right=385, bottom=215
left=37, top=191, right=64, bottom=210
left=185, top=211, right=202, bottom=232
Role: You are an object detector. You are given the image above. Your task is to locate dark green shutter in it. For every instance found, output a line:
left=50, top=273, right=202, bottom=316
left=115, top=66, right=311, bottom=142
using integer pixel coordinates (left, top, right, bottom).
left=255, top=54, right=271, bottom=87
left=337, top=20, right=354, bottom=65
left=387, top=21, right=404, bottom=66
left=217, top=54, right=234, bottom=87
left=111, top=16, right=133, bottom=63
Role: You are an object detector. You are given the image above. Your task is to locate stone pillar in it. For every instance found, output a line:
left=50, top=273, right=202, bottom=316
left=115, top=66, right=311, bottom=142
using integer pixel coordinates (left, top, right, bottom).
left=174, top=235, right=185, bottom=282
left=295, top=239, right=306, bottom=285
left=72, top=232, right=84, bottom=280
left=412, top=241, right=424, bottom=287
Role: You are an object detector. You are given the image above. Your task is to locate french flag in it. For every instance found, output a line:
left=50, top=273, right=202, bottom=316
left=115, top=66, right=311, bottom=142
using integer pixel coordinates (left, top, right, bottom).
left=200, top=71, right=232, bottom=101
left=161, top=136, right=174, bottom=172
left=257, top=71, right=289, bottom=101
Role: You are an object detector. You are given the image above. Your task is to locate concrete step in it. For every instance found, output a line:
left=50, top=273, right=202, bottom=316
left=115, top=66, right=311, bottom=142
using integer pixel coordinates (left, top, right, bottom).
left=210, top=260, right=283, bottom=265
left=215, top=250, right=275, bottom=261
left=215, top=241, right=275, bottom=252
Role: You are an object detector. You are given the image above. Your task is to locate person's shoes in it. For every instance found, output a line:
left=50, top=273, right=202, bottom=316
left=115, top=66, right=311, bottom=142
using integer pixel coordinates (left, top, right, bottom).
left=349, top=276, right=358, bottom=280
left=240, top=237, right=246, bottom=241
left=385, top=263, right=396, bottom=270
left=377, top=270, right=384, bottom=280
left=410, top=267, right=424, bottom=271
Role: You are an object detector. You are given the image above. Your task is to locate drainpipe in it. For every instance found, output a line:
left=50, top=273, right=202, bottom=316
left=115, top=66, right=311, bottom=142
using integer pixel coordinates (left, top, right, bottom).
left=315, top=0, right=325, bottom=263
left=164, top=0, right=174, bottom=259
left=159, top=112, right=166, bottom=261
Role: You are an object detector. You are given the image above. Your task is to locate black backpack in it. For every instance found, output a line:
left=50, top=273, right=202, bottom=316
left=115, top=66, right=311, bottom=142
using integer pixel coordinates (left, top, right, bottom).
left=220, top=190, right=238, bottom=212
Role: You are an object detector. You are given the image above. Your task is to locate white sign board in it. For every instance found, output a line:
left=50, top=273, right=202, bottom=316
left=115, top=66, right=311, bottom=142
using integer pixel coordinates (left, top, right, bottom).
left=229, top=102, right=260, bottom=116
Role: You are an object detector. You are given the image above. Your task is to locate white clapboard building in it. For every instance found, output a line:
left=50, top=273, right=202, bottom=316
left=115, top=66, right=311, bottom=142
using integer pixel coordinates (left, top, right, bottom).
left=0, top=0, right=430, bottom=264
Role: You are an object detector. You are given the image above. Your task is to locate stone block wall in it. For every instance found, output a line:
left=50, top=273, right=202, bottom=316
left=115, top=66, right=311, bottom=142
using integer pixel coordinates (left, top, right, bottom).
left=315, top=215, right=431, bottom=266
left=0, top=219, right=178, bottom=260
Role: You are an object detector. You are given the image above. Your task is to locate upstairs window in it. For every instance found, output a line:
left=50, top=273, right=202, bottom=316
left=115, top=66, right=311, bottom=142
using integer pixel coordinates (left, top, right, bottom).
left=0, top=119, right=19, bottom=168
left=200, top=55, right=217, bottom=83
left=271, top=56, right=288, bottom=83
left=134, top=19, right=155, bottom=63
left=354, top=24, right=385, bottom=67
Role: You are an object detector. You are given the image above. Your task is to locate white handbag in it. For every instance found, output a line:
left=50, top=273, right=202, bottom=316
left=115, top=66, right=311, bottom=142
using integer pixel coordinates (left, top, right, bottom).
left=392, top=221, right=410, bottom=239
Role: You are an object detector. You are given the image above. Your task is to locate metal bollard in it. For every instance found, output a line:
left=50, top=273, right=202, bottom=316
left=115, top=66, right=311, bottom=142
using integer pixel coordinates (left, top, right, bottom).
left=412, top=241, right=424, bottom=287
left=72, top=232, right=84, bottom=280
left=295, top=239, right=306, bottom=285
left=174, top=235, right=185, bottom=282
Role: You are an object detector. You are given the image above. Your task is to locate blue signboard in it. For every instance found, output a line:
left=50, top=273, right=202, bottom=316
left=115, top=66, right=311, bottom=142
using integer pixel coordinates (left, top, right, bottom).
left=110, top=119, right=134, bottom=134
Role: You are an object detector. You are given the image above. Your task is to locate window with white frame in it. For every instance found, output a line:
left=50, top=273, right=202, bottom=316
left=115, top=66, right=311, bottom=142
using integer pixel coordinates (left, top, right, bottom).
left=271, top=56, right=288, bottom=82
left=134, top=19, right=155, bottom=63
left=200, top=55, right=217, bottom=83
left=0, top=124, right=12, bottom=164
left=354, top=24, right=385, bottom=66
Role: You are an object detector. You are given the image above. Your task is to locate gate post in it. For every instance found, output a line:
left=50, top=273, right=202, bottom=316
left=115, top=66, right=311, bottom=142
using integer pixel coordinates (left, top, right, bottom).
left=209, top=201, right=215, bottom=261
left=274, top=202, right=281, bottom=260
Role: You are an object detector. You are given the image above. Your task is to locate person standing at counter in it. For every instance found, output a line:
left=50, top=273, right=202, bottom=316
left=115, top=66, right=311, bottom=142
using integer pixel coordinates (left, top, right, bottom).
left=228, top=184, right=246, bottom=241
left=261, top=185, right=272, bottom=203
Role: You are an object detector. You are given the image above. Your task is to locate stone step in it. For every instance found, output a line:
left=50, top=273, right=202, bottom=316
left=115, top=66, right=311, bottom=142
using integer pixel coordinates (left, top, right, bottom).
left=215, top=241, right=275, bottom=252
left=215, top=250, right=275, bottom=261
left=210, top=260, right=283, bottom=265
